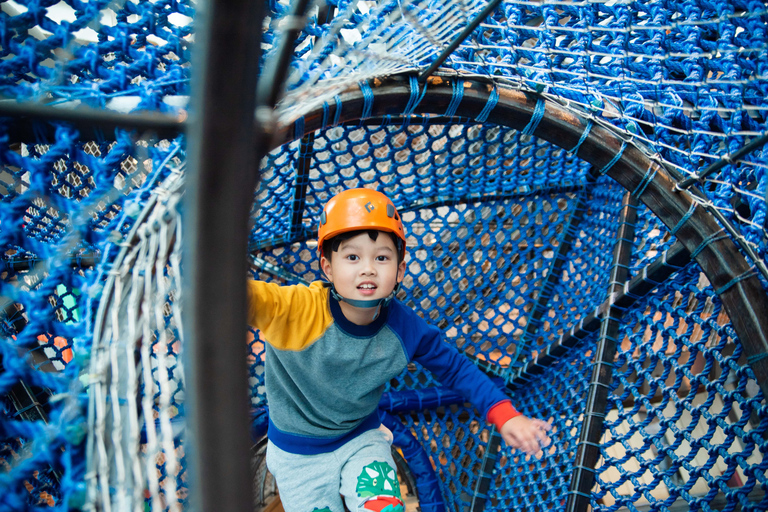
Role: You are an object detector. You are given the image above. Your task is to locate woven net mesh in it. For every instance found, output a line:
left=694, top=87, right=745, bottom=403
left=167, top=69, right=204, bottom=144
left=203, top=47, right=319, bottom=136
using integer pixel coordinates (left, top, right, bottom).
left=1, top=0, right=767, bottom=511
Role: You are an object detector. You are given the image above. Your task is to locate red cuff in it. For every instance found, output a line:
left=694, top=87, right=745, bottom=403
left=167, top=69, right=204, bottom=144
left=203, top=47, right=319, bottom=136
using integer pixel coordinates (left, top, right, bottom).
left=486, top=400, right=521, bottom=430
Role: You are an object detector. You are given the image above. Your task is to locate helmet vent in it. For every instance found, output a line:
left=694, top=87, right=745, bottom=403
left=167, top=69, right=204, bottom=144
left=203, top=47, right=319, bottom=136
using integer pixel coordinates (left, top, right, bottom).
left=386, top=204, right=395, bottom=218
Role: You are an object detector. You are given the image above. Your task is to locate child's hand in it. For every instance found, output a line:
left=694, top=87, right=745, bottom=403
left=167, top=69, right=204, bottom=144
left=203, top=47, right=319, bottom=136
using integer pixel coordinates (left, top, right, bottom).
left=499, top=415, right=552, bottom=456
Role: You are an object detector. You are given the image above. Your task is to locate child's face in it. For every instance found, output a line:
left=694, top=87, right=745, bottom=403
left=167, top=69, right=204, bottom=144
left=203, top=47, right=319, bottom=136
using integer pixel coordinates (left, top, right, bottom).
left=320, top=231, right=406, bottom=305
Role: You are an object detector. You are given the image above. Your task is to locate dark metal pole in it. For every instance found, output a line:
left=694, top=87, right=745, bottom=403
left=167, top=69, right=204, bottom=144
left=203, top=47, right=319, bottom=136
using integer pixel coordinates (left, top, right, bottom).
left=397, top=185, right=588, bottom=213
left=261, top=0, right=332, bottom=248
left=513, top=174, right=595, bottom=369
left=685, top=185, right=768, bottom=287
left=675, top=133, right=768, bottom=190
left=469, top=428, right=502, bottom=512
left=249, top=183, right=588, bottom=252
left=0, top=100, right=185, bottom=142
left=256, top=0, right=314, bottom=110
left=183, top=0, right=264, bottom=510
left=2, top=253, right=98, bottom=271
left=288, top=131, right=316, bottom=240
left=417, top=0, right=504, bottom=82
left=565, top=193, right=638, bottom=512
left=471, top=242, right=691, bottom=389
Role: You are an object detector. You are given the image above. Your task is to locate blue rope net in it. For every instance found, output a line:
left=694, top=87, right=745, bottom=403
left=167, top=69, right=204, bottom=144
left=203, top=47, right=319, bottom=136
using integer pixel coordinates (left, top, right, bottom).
left=271, top=0, right=768, bottom=267
left=249, top=185, right=599, bottom=509
left=0, top=128, right=185, bottom=509
left=597, top=264, right=768, bottom=511
left=1, top=0, right=767, bottom=511
left=248, top=122, right=767, bottom=511
left=542, top=178, right=625, bottom=351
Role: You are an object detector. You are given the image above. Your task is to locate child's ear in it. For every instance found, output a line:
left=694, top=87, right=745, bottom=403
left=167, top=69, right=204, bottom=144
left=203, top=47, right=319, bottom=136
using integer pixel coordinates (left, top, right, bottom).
left=320, top=255, right=333, bottom=281
left=396, top=259, right=406, bottom=283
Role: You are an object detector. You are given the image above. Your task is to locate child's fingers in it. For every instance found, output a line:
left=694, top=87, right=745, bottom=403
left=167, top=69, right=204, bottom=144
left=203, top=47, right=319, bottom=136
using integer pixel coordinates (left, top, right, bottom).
left=521, top=439, right=536, bottom=455
left=527, top=419, right=551, bottom=447
left=523, top=430, right=542, bottom=455
left=501, top=418, right=553, bottom=455
left=504, top=431, right=533, bottom=455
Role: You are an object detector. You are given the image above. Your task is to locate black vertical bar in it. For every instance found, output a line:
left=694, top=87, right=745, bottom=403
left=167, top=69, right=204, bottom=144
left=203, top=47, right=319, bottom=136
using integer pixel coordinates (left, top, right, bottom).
left=514, top=175, right=595, bottom=370
left=566, top=193, right=638, bottom=512
left=183, top=0, right=264, bottom=510
left=269, top=0, right=329, bottom=244
left=469, top=428, right=502, bottom=512
left=256, top=0, right=314, bottom=110
left=289, top=131, right=316, bottom=240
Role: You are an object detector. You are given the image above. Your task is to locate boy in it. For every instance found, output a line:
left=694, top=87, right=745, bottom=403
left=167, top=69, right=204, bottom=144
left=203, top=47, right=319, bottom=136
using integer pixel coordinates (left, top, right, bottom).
left=247, top=188, right=551, bottom=512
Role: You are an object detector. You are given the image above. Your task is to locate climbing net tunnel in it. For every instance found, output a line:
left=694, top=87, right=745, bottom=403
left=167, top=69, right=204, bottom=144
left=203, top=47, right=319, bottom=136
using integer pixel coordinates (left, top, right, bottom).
left=1, top=0, right=767, bottom=511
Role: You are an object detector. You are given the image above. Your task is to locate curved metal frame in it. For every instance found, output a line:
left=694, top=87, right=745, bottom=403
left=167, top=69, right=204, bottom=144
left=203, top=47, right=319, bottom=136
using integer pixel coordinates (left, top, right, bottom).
left=267, top=76, right=768, bottom=401
left=257, top=74, right=768, bottom=511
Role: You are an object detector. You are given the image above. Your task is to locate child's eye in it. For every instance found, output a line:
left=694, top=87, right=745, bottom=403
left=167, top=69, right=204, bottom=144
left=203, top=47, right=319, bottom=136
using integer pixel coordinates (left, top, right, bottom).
left=346, top=255, right=359, bottom=261
left=375, top=255, right=389, bottom=262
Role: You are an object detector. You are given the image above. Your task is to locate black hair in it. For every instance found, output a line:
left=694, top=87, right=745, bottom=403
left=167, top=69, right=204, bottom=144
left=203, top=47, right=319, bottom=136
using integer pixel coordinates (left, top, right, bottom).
left=322, top=229, right=404, bottom=263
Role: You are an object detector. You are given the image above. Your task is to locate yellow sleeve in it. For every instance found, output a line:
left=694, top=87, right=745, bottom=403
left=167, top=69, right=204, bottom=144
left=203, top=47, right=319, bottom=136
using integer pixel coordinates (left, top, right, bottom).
left=246, top=280, right=333, bottom=351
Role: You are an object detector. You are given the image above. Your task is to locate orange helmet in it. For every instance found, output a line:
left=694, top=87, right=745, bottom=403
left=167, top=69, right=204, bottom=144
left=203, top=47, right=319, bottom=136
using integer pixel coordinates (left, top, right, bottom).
left=318, top=188, right=406, bottom=257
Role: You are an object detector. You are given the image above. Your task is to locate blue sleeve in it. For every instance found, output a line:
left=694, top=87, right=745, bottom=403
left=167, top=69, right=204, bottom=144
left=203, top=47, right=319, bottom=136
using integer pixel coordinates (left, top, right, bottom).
left=387, top=301, right=510, bottom=419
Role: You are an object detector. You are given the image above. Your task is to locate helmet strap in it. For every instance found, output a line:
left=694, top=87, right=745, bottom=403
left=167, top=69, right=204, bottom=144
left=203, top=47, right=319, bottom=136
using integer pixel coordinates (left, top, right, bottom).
left=329, top=284, right=398, bottom=309
left=321, top=259, right=401, bottom=320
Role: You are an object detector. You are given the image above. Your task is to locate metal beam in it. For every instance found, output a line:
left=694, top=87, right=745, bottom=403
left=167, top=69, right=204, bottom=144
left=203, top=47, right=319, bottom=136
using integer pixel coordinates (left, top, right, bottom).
left=289, top=131, right=316, bottom=240
left=349, top=115, right=472, bottom=126
left=182, top=0, right=264, bottom=510
left=417, top=0, right=504, bottom=82
left=269, top=76, right=768, bottom=399
left=2, top=253, right=98, bottom=272
left=0, top=100, right=185, bottom=141
left=256, top=0, right=314, bottom=110
left=505, top=240, right=691, bottom=388
left=512, top=174, right=595, bottom=369
left=469, top=428, right=502, bottom=512
left=675, top=133, right=768, bottom=190
left=249, top=182, right=589, bottom=253
left=397, top=183, right=588, bottom=213
left=566, top=192, right=638, bottom=512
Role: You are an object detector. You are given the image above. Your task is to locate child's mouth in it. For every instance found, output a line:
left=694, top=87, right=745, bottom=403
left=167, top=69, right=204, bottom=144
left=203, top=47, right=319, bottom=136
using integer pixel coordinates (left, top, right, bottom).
left=358, top=283, right=377, bottom=295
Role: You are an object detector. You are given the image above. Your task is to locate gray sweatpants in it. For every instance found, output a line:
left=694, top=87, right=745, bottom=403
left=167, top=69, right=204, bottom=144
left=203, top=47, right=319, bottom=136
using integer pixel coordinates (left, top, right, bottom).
left=266, top=426, right=404, bottom=512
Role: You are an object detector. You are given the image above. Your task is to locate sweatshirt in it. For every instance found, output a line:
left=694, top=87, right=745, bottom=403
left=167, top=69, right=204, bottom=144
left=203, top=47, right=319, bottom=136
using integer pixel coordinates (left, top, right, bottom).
left=247, top=280, right=519, bottom=455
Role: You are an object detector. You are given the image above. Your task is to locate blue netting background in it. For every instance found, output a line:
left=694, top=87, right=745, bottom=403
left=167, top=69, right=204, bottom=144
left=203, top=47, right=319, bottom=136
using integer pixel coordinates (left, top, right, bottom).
left=1, top=0, right=767, bottom=510
left=597, top=264, right=768, bottom=511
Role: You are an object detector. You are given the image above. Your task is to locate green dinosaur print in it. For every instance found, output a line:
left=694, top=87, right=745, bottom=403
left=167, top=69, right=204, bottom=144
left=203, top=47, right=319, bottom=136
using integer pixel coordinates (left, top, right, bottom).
left=355, top=461, right=401, bottom=498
